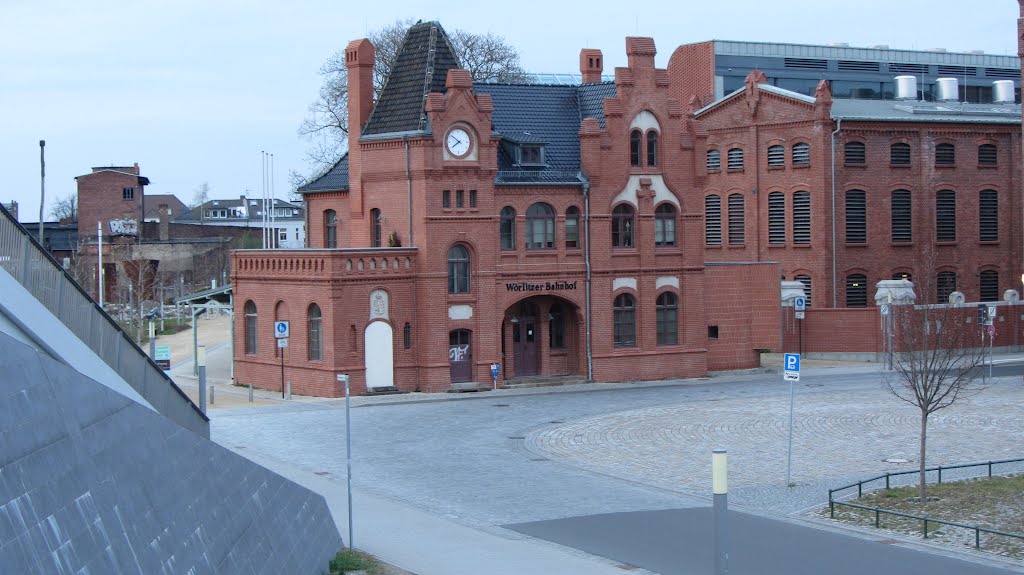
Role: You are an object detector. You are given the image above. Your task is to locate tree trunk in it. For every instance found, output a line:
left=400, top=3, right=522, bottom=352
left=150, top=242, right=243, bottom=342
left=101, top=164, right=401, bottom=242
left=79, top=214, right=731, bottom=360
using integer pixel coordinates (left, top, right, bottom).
left=919, top=409, right=928, bottom=502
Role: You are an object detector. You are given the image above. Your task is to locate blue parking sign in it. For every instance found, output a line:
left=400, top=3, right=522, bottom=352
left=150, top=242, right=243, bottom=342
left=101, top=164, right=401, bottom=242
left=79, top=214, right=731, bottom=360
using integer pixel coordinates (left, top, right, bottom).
left=784, top=353, right=801, bottom=372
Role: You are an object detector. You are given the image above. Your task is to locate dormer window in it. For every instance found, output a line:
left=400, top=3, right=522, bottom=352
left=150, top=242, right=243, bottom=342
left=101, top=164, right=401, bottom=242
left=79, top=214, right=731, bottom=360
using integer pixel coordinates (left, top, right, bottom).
left=518, top=144, right=544, bottom=165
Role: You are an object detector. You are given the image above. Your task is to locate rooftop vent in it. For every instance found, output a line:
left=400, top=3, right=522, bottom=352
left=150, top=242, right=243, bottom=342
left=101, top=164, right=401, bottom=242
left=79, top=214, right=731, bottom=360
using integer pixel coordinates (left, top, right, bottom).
left=993, top=80, right=1015, bottom=104
left=969, top=50, right=985, bottom=55
left=928, top=48, right=948, bottom=53
left=894, top=76, right=918, bottom=100
left=867, top=44, right=890, bottom=50
left=829, top=42, right=850, bottom=47
left=935, top=77, right=959, bottom=102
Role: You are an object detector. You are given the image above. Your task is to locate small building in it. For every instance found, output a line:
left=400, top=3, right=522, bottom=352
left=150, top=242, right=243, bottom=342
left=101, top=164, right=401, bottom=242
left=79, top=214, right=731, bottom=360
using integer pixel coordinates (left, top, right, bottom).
left=176, top=196, right=305, bottom=249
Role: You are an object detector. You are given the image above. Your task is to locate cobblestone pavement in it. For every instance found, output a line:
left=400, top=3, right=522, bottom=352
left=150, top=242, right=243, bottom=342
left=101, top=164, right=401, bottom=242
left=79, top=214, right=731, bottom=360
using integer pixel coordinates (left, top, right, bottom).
left=212, top=365, right=1024, bottom=532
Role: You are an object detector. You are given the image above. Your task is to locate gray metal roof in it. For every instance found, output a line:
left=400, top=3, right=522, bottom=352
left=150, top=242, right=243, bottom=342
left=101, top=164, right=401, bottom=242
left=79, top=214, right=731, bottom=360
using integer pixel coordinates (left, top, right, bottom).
left=831, top=99, right=1021, bottom=123
left=297, top=152, right=350, bottom=193
left=706, top=39, right=1019, bottom=68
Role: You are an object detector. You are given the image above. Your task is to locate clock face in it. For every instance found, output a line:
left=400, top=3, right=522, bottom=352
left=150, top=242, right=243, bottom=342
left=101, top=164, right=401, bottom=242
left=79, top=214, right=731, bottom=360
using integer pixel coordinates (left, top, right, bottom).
left=446, top=127, right=472, bottom=158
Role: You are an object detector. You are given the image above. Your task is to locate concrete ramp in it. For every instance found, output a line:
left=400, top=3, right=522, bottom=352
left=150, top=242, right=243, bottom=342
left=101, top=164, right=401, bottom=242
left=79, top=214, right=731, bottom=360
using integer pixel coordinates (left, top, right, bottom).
left=0, top=331, right=342, bottom=574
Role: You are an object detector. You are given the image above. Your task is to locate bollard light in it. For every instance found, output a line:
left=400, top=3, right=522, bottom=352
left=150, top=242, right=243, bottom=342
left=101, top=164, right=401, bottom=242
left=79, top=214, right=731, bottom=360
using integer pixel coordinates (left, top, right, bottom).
left=197, top=345, right=206, bottom=367
left=712, top=448, right=729, bottom=575
left=712, top=449, right=728, bottom=495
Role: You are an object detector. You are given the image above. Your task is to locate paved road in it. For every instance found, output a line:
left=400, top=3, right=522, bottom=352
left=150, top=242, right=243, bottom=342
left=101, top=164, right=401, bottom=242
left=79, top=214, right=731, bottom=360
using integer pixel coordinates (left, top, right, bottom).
left=212, top=364, right=1024, bottom=574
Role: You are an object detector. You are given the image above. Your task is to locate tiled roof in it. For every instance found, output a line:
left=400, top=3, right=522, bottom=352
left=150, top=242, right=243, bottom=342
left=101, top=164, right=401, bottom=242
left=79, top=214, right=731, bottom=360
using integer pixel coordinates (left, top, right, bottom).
left=297, top=153, right=350, bottom=193
left=473, top=82, right=616, bottom=184
left=362, top=21, right=461, bottom=136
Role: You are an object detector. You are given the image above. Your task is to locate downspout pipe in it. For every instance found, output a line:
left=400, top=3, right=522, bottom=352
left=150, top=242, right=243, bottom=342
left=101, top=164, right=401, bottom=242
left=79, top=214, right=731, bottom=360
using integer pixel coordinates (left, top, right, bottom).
left=582, top=180, right=593, bottom=382
left=830, top=118, right=842, bottom=308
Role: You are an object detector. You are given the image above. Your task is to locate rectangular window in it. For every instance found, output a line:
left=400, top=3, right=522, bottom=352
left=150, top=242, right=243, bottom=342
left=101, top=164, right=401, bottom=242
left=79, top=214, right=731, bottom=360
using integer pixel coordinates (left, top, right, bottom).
left=456, top=190, right=464, bottom=208
left=846, top=274, right=868, bottom=308
left=707, top=325, right=719, bottom=339
left=891, top=190, right=912, bottom=243
left=890, top=143, right=911, bottom=166
left=728, top=194, right=744, bottom=245
left=705, top=195, right=722, bottom=246
left=935, top=143, right=955, bottom=166
left=469, top=189, right=477, bottom=208
left=936, top=190, right=956, bottom=242
left=792, top=191, right=811, bottom=245
left=845, top=142, right=865, bottom=165
left=979, top=144, right=997, bottom=166
left=442, top=190, right=451, bottom=208
left=980, top=271, right=999, bottom=302
left=979, top=190, right=998, bottom=241
left=768, top=193, right=785, bottom=244
left=122, top=187, right=135, bottom=200
left=520, top=145, right=543, bottom=165
left=845, top=190, right=866, bottom=244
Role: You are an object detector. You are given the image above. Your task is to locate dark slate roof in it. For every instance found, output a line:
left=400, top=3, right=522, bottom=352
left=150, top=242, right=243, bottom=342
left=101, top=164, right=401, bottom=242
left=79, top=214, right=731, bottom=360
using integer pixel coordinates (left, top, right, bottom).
left=473, top=82, right=616, bottom=184
left=362, top=21, right=461, bottom=136
left=297, top=153, right=350, bottom=193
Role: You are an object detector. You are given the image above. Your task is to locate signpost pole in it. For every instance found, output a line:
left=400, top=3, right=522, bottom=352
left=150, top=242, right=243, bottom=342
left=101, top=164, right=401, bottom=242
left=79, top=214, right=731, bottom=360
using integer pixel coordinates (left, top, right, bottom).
left=197, top=346, right=207, bottom=415
left=786, top=377, right=794, bottom=486
left=280, top=345, right=285, bottom=399
left=337, top=373, right=353, bottom=550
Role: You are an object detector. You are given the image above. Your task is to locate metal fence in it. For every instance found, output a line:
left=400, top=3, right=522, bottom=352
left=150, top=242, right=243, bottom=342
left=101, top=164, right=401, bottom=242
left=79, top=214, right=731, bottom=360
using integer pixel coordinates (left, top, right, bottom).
left=0, top=205, right=207, bottom=435
left=828, top=458, right=1024, bottom=549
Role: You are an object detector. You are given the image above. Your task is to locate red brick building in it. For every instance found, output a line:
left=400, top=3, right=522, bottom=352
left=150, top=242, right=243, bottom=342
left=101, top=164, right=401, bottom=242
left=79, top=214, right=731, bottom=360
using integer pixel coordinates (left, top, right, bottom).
left=232, top=21, right=1022, bottom=397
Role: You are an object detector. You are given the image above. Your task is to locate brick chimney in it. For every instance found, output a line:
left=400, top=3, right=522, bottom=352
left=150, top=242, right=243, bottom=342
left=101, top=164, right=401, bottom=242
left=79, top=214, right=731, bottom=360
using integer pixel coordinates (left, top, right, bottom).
left=625, top=37, right=656, bottom=70
left=580, top=49, right=603, bottom=83
left=346, top=39, right=375, bottom=140
left=158, top=204, right=170, bottom=241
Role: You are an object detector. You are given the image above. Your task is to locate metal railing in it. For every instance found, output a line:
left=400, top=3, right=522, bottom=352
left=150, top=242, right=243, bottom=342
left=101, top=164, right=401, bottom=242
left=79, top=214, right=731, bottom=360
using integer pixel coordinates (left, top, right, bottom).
left=0, top=205, right=208, bottom=435
left=828, top=458, right=1024, bottom=549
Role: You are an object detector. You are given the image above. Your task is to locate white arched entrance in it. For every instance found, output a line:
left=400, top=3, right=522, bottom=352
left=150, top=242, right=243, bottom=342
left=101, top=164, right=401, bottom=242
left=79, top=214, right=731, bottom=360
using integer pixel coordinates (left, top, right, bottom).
left=364, top=321, right=394, bottom=389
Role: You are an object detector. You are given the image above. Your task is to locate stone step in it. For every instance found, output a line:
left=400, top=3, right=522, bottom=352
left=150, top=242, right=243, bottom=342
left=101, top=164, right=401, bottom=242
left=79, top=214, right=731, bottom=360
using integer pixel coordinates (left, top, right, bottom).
left=363, top=386, right=407, bottom=396
left=500, top=375, right=587, bottom=389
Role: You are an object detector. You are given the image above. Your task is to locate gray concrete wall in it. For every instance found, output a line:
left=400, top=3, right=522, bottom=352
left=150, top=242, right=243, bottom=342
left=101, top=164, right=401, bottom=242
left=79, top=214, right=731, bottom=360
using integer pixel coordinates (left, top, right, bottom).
left=0, top=332, right=342, bottom=574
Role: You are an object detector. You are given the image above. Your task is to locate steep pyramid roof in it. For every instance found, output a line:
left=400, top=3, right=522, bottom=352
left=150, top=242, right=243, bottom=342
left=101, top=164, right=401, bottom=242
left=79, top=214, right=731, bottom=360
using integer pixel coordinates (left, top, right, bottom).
left=362, top=21, right=461, bottom=136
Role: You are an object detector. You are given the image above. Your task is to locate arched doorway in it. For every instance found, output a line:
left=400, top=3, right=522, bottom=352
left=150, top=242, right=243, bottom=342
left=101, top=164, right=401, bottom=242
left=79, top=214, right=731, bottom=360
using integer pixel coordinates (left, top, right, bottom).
left=364, top=321, right=394, bottom=389
left=449, top=329, right=473, bottom=383
left=504, top=297, right=580, bottom=378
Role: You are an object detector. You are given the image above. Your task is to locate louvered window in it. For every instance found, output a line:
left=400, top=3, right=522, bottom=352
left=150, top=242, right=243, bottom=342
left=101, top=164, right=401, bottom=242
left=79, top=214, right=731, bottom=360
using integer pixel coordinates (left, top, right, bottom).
left=846, top=274, right=868, bottom=308
left=705, top=195, right=722, bottom=246
left=936, top=271, right=957, bottom=303
left=978, top=144, right=997, bottom=166
left=727, top=148, right=744, bottom=170
left=845, top=190, right=866, bottom=243
left=792, top=142, right=810, bottom=166
left=845, top=142, right=865, bottom=165
left=936, top=190, right=956, bottom=242
left=768, top=192, right=785, bottom=244
left=979, top=190, right=998, bottom=241
left=935, top=143, right=955, bottom=166
left=890, top=143, right=911, bottom=166
left=792, top=191, right=811, bottom=244
left=706, top=149, right=721, bottom=172
left=767, top=145, right=785, bottom=167
left=980, top=270, right=999, bottom=302
left=795, top=275, right=812, bottom=308
left=728, top=193, right=745, bottom=245
left=891, top=190, right=912, bottom=243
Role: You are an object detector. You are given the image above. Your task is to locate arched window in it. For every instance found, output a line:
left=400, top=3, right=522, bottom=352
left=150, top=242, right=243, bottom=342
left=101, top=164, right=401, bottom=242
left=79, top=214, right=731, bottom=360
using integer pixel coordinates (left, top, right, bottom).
left=565, top=206, right=580, bottom=249
left=370, top=208, right=382, bottom=247
left=937, top=271, right=957, bottom=303
left=935, top=143, right=955, bottom=166
left=979, top=190, right=998, bottom=241
left=727, top=148, right=744, bottom=170
left=613, top=293, right=636, bottom=347
left=548, top=303, right=565, bottom=349
left=845, top=141, right=865, bottom=165
left=768, top=192, right=785, bottom=244
left=323, top=210, right=337, bottom=248
left=500, top=206, right=516, bottom=250
left=447, top=245, right=470, bottom=294
left=845, top=190, right=866, bottom=244
left=980, top=270, right=999, bottom=302
left=706, top=149, right=721, bottom=172
left=767, top=144, right=785, bottom=167
left=795, top=274, right=812, bottom=308
left=978, top=144, right=997, bottom=166
left=629, top=129, right=642, bottom=166
left=655, top=204, right=676, bottom=247
left=307, top=304, right=322, bottom=361
left=611, top=204, right=634, bottom=248
left=646, top=130, right=658, bottom=166
left=727, top=193, right=745, bottom=245
left=525, top=203, right=555, bottom=249
left=846, top=274, right=867, bottom=308
left=792, top=142, right=810, bottom=166
left=936, top=190, right=956, bottom=242
left=891, top=190, right=912, bottom=243
left=792, top=191, right=811, bottom=245
left=244, top=300, right=258, bottom=354
left=705, top=195, right=722, bottom=246
left=656, top=292, right=678, bottom=345
left=891, top=143, right=911, bottom=166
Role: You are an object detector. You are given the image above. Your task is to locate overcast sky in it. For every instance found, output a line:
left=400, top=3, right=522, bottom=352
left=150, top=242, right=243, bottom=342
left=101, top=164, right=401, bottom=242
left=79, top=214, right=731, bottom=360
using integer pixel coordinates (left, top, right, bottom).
left=2, top=0, right=1019, bottom=222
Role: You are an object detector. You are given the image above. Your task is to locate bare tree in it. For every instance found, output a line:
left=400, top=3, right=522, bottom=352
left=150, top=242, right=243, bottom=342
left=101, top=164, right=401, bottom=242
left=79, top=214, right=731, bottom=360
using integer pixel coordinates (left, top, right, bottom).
left=883, top=271, right=987, bottom=502
left=296, top=20, right=528, bottom=185
left=49, top=193, right=77, bottom=222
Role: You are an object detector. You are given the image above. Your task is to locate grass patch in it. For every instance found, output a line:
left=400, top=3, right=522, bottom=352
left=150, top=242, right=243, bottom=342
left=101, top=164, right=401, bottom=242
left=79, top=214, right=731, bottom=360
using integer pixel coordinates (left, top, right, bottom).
left=824, top=474, right=1024, bottom=557
left=328, top=549, right=380, bottom=574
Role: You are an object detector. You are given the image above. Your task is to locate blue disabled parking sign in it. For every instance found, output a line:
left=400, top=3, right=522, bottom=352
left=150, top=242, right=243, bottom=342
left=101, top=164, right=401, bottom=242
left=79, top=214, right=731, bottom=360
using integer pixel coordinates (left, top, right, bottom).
left=784, top=353, right=801, bottom=381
